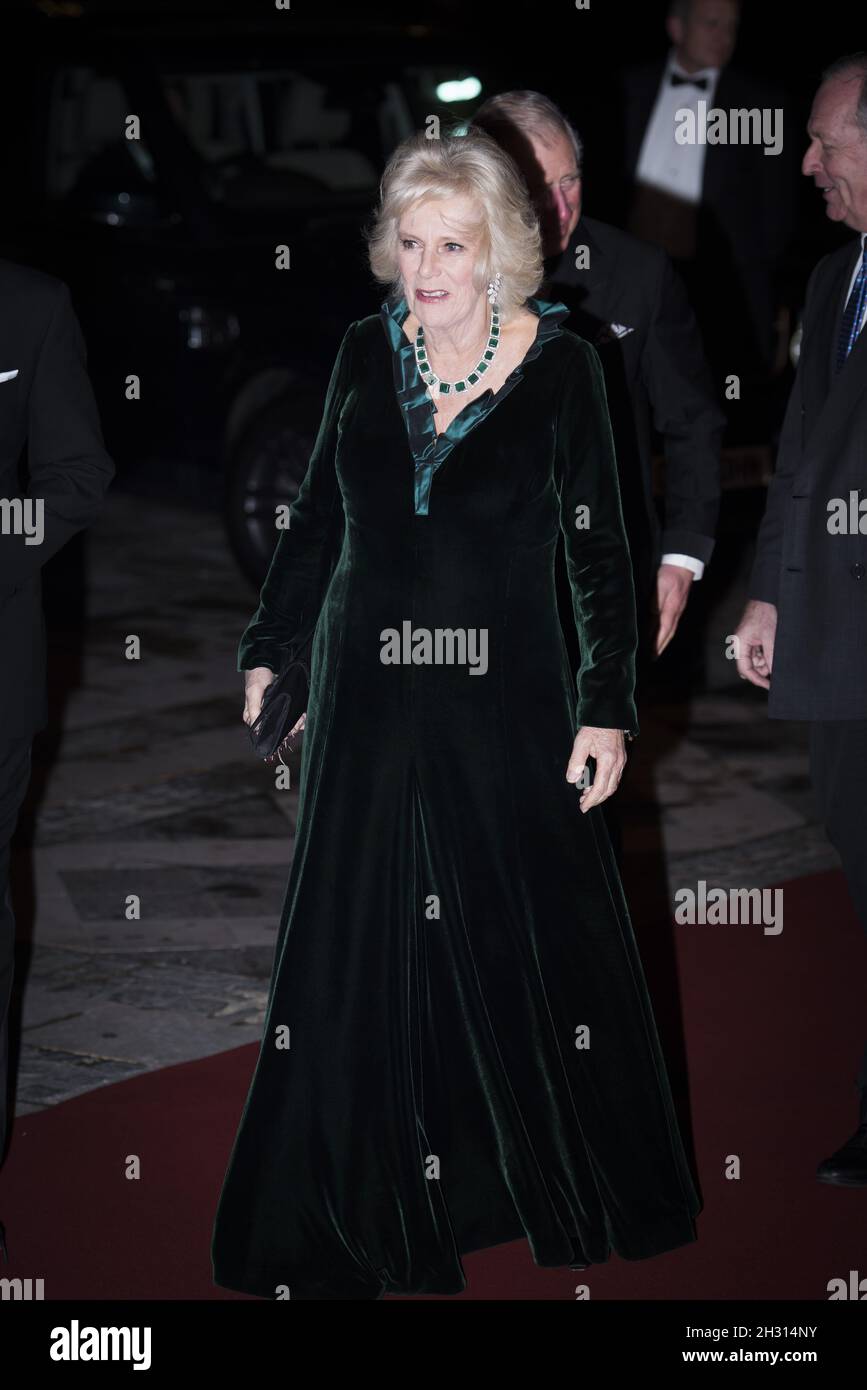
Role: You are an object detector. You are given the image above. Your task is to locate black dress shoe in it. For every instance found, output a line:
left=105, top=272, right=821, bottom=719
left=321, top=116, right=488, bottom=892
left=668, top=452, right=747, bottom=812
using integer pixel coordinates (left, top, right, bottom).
left=816, top=1123, right=867, bottom=1186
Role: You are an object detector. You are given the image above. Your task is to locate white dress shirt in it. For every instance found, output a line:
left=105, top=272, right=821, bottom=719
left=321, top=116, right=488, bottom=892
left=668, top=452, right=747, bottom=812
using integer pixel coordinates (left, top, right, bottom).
left=635, top=51, right=721, bottom=206
left=660, top=552, right=704, bottom=578
left=638, top=50, right=718, bottom=580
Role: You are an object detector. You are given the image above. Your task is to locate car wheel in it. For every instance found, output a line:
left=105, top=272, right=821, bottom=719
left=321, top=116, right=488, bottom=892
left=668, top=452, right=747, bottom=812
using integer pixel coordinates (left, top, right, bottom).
left=224, top=391, right=321, bottom=587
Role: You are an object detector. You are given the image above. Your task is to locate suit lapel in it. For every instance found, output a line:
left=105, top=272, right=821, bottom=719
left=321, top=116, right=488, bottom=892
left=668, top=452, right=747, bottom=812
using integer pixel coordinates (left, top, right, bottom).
left=627, top=64, right=665, bottom=173
left=700, top=69, right=733, bottom=208
left=803, top=242, right=867, bottom=448
left=574, top=219, right=614, bottom=301
left=547, top=220, right=607, bottom=302
left=823, top=308, right=867, bottom=422
left=550, top=221, right=644, bottom=374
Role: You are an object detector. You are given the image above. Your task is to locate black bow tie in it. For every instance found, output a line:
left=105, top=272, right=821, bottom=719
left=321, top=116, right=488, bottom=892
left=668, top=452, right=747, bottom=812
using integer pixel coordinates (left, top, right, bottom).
left=670, top=72, right=710, bottom=90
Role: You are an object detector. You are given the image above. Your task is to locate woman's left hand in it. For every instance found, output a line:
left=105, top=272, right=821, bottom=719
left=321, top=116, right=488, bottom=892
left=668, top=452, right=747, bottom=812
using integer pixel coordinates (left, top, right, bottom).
left=566, top=726, right=627, bottom=813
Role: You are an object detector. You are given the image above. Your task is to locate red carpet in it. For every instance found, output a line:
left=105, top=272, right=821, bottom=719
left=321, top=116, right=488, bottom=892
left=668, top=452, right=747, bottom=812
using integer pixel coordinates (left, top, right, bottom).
left=1, top=869, right=864, bottom=1300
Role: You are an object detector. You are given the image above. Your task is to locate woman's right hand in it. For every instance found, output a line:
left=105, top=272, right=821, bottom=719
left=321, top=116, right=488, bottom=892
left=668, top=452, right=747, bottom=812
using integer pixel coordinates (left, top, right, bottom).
left=243, top=667, right=276, bottom=726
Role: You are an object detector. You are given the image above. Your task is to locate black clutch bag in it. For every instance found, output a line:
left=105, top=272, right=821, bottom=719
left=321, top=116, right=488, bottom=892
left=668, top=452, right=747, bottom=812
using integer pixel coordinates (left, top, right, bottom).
left=247, top=638, right=313, bottom=766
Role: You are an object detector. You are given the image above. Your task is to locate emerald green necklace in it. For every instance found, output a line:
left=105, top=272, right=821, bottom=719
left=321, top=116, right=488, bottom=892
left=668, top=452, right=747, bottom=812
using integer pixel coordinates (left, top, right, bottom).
left=414, top=306, right=501, bottom=395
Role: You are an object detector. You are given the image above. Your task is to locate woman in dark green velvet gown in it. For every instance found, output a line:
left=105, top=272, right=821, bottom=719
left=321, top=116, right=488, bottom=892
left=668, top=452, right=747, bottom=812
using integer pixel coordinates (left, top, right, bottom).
left=211, top=129, right=700, bottom=1300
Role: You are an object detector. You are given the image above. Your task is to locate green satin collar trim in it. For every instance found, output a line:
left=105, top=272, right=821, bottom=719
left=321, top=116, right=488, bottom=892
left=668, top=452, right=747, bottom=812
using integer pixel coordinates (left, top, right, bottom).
left=381, top=295, right=570, bottom=516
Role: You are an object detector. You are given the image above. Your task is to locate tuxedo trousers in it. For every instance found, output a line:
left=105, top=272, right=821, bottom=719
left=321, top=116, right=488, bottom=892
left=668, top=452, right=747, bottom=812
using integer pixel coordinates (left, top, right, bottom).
left=808, top=720, right=867, bottom=1093
left=0, top=735, right=32, bottom=1162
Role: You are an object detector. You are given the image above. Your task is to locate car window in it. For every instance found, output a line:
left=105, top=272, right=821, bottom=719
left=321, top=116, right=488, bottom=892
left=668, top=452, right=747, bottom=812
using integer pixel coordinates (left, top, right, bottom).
left=42, top=59, right=503, bottom=213
left=46, top=66, right=156, bottom=201
left=162, top=69, right=387, bottom=192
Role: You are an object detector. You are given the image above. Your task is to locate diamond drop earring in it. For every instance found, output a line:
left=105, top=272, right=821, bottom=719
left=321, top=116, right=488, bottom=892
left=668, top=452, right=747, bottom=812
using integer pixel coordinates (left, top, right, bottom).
left=486, top=272, right=502, bottom=306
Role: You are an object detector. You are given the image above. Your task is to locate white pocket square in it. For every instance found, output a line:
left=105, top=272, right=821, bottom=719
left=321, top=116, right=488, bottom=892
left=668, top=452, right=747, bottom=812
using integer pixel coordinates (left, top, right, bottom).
left=0, top=369, right=19, bottom=382
left=595, top=323, right=635, bottom=347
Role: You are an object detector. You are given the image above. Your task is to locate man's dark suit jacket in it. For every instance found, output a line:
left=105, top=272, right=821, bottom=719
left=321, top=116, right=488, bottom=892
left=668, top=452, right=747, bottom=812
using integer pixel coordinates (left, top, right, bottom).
left=749, top=239, right=867, bottom=721
left=621, top=62, right=795, bottom=366
left=0, top=260, right=114, bottom=738
left=546, top=215, right=724, bottom=619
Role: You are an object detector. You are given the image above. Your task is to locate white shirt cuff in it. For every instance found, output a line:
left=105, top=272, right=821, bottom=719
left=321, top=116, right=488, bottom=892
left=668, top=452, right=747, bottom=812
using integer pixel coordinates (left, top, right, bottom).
left=660, top=553, right=704, bottom=579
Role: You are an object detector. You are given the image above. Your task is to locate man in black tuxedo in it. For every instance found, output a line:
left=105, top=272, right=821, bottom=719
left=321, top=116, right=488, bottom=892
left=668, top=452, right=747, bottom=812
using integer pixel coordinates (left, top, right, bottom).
left=734, top=55, right=867, bottom=1185
left=0, top=260, right=114, bottom=1184
left=474, top=92, right=725, bottom=667
left=621, top=0, right=795, bottom=379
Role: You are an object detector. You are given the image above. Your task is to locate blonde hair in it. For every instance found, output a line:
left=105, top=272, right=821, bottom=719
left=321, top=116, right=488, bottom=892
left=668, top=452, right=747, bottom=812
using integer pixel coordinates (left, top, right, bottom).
left=366, top=126, right=544, bottom=322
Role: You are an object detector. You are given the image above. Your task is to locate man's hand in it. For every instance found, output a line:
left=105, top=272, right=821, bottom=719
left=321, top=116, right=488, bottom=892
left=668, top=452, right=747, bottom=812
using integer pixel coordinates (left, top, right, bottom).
left=566, top=726, right=627, bottom=812
left=733, top=600, right=778, bottom=690
left=653, top=563, right=695, bottom=656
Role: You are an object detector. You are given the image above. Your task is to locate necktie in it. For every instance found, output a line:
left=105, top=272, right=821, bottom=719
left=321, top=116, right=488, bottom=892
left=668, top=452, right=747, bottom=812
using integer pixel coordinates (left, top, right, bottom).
left=836, top=245, right=867, bottom=372
left=670, top=72, right=709, bottom=90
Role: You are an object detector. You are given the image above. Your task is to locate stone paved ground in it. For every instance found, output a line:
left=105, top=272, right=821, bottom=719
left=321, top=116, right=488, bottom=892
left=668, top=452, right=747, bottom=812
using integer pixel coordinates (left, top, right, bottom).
left=7, top=493, right=837, bottom=1117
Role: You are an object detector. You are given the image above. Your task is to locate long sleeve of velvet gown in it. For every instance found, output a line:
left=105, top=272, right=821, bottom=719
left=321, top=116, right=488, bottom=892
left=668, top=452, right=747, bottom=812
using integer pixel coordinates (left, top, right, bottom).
left=554, top=336, right=639, bottom=739
left=237, top=321, right=357, bottom=674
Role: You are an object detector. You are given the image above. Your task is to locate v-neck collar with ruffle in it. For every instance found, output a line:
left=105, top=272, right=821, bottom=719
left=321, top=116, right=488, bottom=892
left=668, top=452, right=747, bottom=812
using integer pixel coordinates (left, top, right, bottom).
left=380, top=294, right=570, bottom=516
